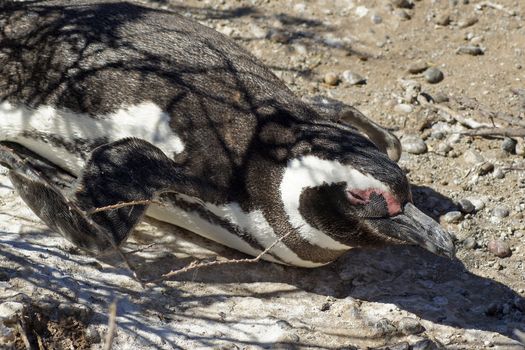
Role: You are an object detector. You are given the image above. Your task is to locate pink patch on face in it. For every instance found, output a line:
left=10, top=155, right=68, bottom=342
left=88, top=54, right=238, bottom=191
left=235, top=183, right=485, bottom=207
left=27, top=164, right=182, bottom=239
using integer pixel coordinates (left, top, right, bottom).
left=347, top=188, right=402, bottom=216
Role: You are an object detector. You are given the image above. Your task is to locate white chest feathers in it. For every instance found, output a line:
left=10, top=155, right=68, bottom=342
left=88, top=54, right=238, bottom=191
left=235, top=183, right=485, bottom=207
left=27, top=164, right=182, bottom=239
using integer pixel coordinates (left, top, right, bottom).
left=0, top=101, right=185, bottom=175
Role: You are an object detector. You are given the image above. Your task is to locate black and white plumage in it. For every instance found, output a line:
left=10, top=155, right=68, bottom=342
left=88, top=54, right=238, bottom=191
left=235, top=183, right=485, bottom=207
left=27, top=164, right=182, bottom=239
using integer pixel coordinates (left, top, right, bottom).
left=0, top=0, right=455, bottom=267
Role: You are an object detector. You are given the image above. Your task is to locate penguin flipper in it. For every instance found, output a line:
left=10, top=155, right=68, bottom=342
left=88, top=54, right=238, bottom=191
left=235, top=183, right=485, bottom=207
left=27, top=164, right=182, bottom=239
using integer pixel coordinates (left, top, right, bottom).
left=0, top=142, right=114, bottom=253
left=0, top=138, right=185, bottom=255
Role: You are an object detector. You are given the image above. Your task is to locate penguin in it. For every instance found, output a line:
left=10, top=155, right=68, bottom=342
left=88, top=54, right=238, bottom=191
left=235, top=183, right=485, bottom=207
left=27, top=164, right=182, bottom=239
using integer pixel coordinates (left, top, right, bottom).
left=0, top=0, right=455, bottom=267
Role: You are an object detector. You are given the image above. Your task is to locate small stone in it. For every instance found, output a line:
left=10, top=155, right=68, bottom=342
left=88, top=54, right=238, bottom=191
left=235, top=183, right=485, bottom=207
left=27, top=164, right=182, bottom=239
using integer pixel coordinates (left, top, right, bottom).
left=0, top=302, right=25, bottom=324
left=478, top=161, right=494, bottom=175
left=423, top=67, right=444, bottom=84
left=435, top=13, right=451, bottom=26
left=437, top=143, right=452, bottom=155
left=464, top=150, right=486, bottom=164
left=492, top=167, right=505, bottom=179
left=398, top=317, right=425, bottom=335
left=394, top=103, right=414, bottom=114
left=458, top=199, right=475, bottom=213
left=402, top=135, right=428, bottom=154
left=341, top=70, right=366, bottom=85
left=442, top=211, right=463, bottom=223
left=492, top=206, right=510, bottom=218
left=458, top=16, right=478, bottom=28
left=371, top=14, right=383, bottom=24
left=488, top=239, right=512, bottom=258
left=407, top=60, right=429, bottom=74
left=463, top=236, right=477, bottom=249
left=324, top=72, right=339, bottom=86
left=391, top=0, right=413, bottom=8
left=456, top=45, right=484, bottom=55
left=501, top=137, right=517, bottom=154
left=468, top=197, right=486, bottom=211
left=432, top=92, right=449, bottom=103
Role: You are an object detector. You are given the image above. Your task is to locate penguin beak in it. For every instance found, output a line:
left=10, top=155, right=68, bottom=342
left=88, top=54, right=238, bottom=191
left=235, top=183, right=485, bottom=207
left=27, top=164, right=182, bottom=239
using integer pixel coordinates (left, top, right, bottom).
left=366, top=202, right=456, bottom=258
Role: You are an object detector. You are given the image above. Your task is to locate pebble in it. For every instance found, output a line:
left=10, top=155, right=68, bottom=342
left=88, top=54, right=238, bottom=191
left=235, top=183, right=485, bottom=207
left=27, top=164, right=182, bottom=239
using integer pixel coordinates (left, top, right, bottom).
left=456, top=45, right=484, bottom=56
left=468, top=197, right=486, bottom=211
left=341, top=70, right=366, bottom=85
left=442, top=211, right=463, bottom=223
left=394, top=103, right=414, bottom=114
left=402, top=135, right=428, bottom=154
left=324, top=72, right=339, bottom=86
left=501, top=137, right=517, bottom=154
left=458, top=16, right=479, bottom=29
left=436, top=143, right=452, bottom=155
left=488, top=239, right=512, bottom=258
left=432, top=92, right=449, bottom=103
left=371, top=14, right=383, bottom=24
left=458, top=199, right=475, bottom=213
left=463, top=236, right=477, bottom=249
left=0, top=302, right=24, bottom=324
left=391, top=0, right=413, bottom=8
left=492, top=167, right=505, bottom=179
left=434, top=13, right=451, bottom=26
left=398, top=317, right=424, bottom=335
left=478, top=161, right=494, bottom=175
left=463, top=149, right=484, bottom=164
left=407, top=60, right=429, bottom=74
left=492, top=206, right=510, bottom=218
left=423, top=67, right=444, bottom=84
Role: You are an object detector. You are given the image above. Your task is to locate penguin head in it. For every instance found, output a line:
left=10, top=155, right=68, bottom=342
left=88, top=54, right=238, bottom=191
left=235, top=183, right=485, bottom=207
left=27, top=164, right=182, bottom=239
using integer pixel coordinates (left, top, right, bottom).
left=278, top=122, right=455, bottom=259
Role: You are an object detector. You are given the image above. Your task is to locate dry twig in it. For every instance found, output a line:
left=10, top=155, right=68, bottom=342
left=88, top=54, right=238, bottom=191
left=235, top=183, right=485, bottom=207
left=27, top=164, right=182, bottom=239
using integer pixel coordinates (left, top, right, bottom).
left=103, top=300, right=118, bottom=350
left=419, top=98, right=493, bottom=129
left=146, top=230, right=294, bottom=284
left=476, top=1, right=516, bottom=16
left=460, top=128, right=525, bottom=138
left=88, top=199, right=164, bottom=214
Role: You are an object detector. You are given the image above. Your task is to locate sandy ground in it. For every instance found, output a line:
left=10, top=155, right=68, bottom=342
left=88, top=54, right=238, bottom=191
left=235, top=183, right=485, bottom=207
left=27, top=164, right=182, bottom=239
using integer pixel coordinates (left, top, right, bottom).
left=1, top=0, right=525, bottom=349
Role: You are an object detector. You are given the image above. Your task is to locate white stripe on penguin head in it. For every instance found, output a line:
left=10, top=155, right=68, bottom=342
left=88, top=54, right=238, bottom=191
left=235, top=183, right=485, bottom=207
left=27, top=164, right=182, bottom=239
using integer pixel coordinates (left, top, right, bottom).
left=279, top=155, right=389, bottom=250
